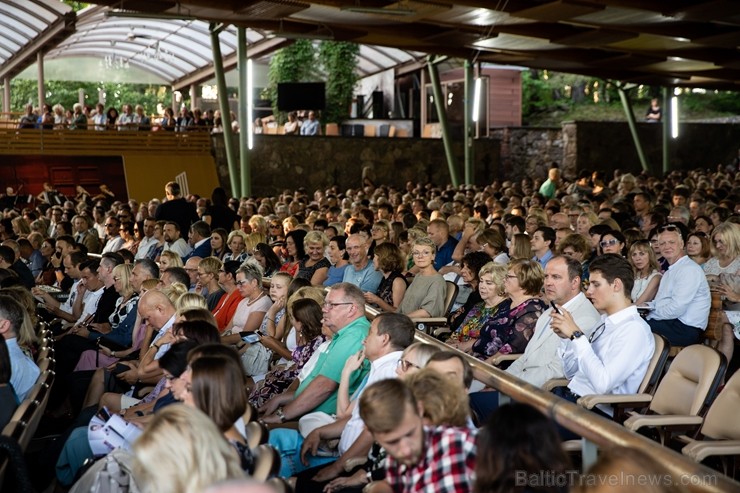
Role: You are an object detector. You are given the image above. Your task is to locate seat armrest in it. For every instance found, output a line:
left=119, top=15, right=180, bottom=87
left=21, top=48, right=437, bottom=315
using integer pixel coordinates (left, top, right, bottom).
left=543, top=378, right=569, bottom=391
left=682, top=440, right=740, bottom=462
left=624, top=414, right=703, bottom=432
left=577, top=393, right=653, bottom=410
left=412, top=317, right=448, bottom=325
left=489, top=353, right=521, bottom=366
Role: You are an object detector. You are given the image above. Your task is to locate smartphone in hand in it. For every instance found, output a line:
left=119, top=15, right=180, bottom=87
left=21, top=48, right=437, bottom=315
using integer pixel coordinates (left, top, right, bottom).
left=550, top=301, right=561, bottom=314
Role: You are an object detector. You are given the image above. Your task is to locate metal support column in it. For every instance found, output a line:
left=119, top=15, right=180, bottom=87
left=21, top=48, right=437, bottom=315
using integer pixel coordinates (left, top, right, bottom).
left=210, top=23, right=239, bottom=198
left=617, top=84, right=650, bottom=173
left=37, top=52, right=45, bottom=109
left=171, top=87, right=178, bottom=114
left=464, top=60, right=474, bottom=185
left=427, top=57, right=460, bottom=187
left=237, top=27, right=251, bottom=198
left=662, top=86, right=670, bottom=175
left=189, top=84, right=197, bottom=112
left=2, top=77, right=9, bottom=116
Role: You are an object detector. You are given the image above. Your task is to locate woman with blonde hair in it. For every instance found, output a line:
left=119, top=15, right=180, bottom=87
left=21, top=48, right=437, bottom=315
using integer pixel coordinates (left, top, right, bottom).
left=398, top=237, right=446, bottom=318
left=629, top=240, right=661, bottom=304
left=448, top=262, right=508, bottom=354
left=196, top=256, right=225, bottom=311
left=471, top=259, right=546, bottom=361
left=296, top=230, right=330, bottom=286
left=176, top=292, right=208, bottom=314
left=223, top=230, right=249, bottom=264
left=133, top=405, right=244, bottom=493
left=158, top=250, right=183, bottom=271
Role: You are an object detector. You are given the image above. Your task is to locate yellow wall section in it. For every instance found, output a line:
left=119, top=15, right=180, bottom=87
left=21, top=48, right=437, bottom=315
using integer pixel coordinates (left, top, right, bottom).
left=122, top=153, right=219, bottom=202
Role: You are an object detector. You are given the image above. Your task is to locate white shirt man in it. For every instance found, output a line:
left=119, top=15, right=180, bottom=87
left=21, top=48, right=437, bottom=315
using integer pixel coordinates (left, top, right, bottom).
left=645, top=225, right=710, bottom=346
left=552, top=254, right=654, bottom=416
left=161, top=222, right=192, bottom=260
left=135, top=218, right=159, bottom=260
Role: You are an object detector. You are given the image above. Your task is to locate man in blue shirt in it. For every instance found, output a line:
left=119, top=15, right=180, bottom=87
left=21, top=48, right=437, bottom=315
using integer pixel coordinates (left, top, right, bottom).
left=426, top=219, right=458, bottom=271
left=342, top=234, right=382, bottom=293
left=300, top=111, right=320, bottom=136
left=531, top=226, right=555, bottom=269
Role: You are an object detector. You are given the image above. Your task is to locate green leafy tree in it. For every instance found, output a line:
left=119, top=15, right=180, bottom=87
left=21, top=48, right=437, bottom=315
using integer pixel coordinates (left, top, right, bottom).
left=319, top=41, right=359, bottom=124
left=10, top=79, right=169, bottom=114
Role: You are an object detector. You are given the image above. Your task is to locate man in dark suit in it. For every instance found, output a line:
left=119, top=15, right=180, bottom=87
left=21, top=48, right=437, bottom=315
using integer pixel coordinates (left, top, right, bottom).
left=183, top=220, right=212, bottom=262
left=154, top=181, right=199, bottom=235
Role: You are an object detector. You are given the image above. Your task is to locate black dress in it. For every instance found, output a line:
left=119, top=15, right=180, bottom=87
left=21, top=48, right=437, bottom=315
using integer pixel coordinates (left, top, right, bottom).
left=376, top=271, right=407, bottom=307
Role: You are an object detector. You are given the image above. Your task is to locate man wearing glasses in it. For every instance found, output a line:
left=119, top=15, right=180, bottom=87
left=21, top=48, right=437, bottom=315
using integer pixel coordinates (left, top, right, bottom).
left=269, top=313, right=413, bottom=486
left=550, top=254, right=654, bottom=423
left=261, top=283, right=371, bottom=425
left=643, top=223, right=711, bottom=346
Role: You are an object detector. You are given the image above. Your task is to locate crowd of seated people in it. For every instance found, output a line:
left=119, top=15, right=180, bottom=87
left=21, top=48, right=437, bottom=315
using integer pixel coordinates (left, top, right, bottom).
left=0, top=165, right=738, bottom=492
left=13, top=102, right=238, bottom=134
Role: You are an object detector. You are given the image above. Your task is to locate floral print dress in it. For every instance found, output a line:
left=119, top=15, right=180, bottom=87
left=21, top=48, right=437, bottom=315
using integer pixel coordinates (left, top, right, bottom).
left=472, top=298, right=547, bottom=359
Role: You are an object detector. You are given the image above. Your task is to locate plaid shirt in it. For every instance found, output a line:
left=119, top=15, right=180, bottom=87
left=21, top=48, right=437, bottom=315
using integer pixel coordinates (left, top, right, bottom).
left=385, top=426, right=477, bottom=493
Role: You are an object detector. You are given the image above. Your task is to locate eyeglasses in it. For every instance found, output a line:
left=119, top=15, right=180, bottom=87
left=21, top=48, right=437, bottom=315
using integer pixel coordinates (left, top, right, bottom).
left=324, top=301, right=353, bottom=310
left=397, top=359, right=420, bottom=372
left=235, top=279, right=251, bottom=286
left=600, top=239, right=619, bottom=248
left=659, top=224, right=679, bottom=233
left=411, top=250, right=432, bottom=257
left=105, top=223, right=116, bottom=227
left=589, top=323, right=606, bottom=343
left=505, top=274, right=518, bottom=280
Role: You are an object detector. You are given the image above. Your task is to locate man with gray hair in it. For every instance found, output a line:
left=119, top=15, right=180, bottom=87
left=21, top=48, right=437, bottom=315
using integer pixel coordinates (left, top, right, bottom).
left=0, top=295, right=39, bottom=400
left=261, top=282, right=370, bottom=424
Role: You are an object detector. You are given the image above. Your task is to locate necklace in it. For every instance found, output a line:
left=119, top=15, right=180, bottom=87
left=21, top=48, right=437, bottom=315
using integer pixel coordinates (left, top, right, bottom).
left=246, top=291, right=264, bottom=306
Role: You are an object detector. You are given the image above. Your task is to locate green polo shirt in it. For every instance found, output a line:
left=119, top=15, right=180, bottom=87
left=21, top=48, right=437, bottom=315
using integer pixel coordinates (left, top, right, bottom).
left=295, top=316, right=370, bottom=414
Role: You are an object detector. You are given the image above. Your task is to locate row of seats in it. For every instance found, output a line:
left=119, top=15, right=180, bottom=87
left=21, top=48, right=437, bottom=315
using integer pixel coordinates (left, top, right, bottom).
left=0, top=323, right=56, bottom=490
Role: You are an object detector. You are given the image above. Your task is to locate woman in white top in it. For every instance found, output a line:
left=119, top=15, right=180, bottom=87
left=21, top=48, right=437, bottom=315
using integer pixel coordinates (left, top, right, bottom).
left=221, top=263, right=272, bottom=344
left=629, top=240, right=661, bottom=304
left=704, top=222, right=740, bottom=363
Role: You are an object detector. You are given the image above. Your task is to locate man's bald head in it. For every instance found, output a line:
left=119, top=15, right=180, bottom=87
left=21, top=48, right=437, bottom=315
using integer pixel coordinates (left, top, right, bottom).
left=138, top=290, right=176, bottom=330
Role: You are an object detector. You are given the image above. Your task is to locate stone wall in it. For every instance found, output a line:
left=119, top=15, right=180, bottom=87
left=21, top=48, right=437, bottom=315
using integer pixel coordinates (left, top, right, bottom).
left=491, top=127, right=564, bottom=183
left=567, top=121, right=740, bottom=176
left=212, top=135, right=501, bottom=196
left=212, top=121, right=740, bottom=196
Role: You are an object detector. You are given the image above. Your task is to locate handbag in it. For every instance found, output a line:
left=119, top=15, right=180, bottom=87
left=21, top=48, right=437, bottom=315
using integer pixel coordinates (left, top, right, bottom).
left=240, top=343, right=272, bottom=376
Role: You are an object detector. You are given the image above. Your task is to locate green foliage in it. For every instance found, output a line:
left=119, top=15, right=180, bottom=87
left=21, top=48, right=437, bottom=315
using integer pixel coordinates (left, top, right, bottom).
left=267, top=40, right=317, bottom=121
left=319, top=41, right=360, bottom=124
left=521, top=70, right=554, bottom=120
left=9, top=79, right=169, bottom=113
left=61, top=1, right=89, bottom=12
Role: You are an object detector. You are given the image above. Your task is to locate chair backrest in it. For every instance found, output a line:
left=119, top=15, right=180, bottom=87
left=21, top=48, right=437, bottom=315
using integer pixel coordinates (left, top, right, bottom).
left=325, top=123, right=339, bottom=136
left=364, top=124, right=376, bottom=137
left=443, top=281, right=459, bottom=317
left=649, top=345, right=726, bottom=417
left=245, top=420, right=268, bottom=450
left=252, top=444, right=280, bottom=482
left=638, top=334, right=670, bottom=395
left=699, top=370, right=740, bottom=440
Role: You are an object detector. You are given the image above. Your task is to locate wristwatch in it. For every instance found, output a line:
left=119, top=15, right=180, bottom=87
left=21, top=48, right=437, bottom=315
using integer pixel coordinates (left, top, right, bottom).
left=276, top=406, right=287, bottom=423
left=570, top=330, right=584, bottom=341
